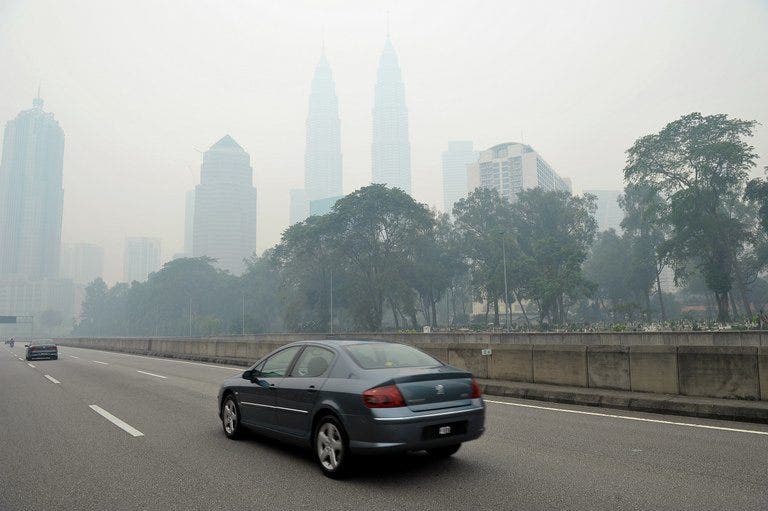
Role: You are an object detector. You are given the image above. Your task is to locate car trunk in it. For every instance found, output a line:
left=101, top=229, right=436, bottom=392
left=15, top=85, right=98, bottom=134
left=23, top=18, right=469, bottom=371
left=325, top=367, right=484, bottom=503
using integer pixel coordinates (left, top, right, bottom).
left=392, top=369, right=474, bottom=412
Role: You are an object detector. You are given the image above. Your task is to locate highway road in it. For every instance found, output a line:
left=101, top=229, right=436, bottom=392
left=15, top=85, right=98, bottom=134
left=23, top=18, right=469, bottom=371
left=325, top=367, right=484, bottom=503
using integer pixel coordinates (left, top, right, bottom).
left=1, top=343, right=767, bottom=511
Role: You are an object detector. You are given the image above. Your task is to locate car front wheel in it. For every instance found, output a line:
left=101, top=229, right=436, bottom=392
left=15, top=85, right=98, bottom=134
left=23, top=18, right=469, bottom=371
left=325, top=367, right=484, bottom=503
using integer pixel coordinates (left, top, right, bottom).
left=426, top=443, right=461, bottom=458
left=315, top=415, right=350, bottom=478
left=221, top=396, right=243, bottom=439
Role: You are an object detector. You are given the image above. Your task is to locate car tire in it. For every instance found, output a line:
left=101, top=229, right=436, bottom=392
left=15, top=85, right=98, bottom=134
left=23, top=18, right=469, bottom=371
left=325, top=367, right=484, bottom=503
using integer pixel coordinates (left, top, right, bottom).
left=221, top=395, right=243, bottom=440
left=314, top=415, right=351, bottom=479
left=426, top=443, right=462, bottom=458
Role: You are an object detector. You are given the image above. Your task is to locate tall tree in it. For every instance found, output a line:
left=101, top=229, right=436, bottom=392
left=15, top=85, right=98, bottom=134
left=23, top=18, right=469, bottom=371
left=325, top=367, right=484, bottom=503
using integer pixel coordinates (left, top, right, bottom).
left=513, top=189, right=597, bottom=325
left=624, top=113, right=758, bottom=322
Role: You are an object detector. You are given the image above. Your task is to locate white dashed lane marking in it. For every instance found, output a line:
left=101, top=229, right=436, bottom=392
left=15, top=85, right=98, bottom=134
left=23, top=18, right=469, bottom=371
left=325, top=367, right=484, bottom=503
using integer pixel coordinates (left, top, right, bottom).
left=88, top=405, right=144, bottom=437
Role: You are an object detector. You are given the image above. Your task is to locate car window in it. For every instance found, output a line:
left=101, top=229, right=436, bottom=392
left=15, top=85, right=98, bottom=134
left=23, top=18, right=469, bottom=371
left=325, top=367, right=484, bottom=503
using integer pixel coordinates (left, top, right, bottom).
left=290, top=346, right=334, bottom=377
left=259, top=346, right=302, bottom=378
left=345, top=343, right=442, bottom=370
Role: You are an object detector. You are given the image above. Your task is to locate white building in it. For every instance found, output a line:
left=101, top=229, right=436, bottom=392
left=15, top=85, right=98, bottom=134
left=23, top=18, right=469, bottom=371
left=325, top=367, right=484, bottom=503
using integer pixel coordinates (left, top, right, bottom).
left=0, top=95, right=64, bottom=279
left=584, top=190, right=623, bottom=232
left=192, top=135, right=257, bottom=274
left=305, top=51, right=343, bottom=203
left=60, top=243, right=104, bottom=285
left=442, top=141, right=475, bottom=213
left=372, top=36, right=411, bottom=194
left=124, top=237, right=161, bottom=283
left=467, top=142, right=570, bottom=201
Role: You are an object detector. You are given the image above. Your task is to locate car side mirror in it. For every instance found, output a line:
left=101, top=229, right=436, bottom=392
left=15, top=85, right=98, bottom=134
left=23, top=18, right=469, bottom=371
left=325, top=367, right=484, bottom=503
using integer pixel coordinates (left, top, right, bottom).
left=242, top=369, right=253, bottom=380
left=24, top=344, right=29, bottom=348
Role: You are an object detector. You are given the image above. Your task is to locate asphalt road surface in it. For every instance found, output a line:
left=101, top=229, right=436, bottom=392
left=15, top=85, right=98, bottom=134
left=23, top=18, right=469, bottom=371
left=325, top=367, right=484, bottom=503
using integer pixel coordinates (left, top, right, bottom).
left=1, top=343, right=767, bottom=511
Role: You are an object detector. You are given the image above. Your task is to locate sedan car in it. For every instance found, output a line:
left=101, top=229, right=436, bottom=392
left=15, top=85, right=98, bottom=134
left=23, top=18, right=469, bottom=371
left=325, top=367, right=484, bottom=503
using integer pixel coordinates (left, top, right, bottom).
left=217, top=339, right=485, bottom=478
left=25, top=341, right=58, bottom=360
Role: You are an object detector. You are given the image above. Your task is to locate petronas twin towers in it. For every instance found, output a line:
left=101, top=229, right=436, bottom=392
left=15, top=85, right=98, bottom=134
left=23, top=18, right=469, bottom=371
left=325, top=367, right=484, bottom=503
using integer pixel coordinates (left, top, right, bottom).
left=301, top=36, right=410, bottom=218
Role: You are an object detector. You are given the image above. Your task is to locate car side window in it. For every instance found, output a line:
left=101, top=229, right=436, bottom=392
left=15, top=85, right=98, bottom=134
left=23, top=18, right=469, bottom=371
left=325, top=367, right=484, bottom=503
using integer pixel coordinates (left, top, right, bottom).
left=260, top=346, right=302, bottom=378
left=290, top=346, right=334, bottom=378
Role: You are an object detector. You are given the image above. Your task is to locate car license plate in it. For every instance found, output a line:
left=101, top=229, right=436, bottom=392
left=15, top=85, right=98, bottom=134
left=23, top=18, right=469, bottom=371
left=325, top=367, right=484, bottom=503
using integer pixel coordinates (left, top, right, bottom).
left=438, top=426, right=452, bottom=435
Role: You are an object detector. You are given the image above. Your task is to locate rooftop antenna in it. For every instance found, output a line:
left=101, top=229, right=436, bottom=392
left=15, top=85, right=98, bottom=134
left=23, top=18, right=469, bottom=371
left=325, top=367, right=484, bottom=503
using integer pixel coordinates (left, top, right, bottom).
left=33, top=82, right=43, bottom=108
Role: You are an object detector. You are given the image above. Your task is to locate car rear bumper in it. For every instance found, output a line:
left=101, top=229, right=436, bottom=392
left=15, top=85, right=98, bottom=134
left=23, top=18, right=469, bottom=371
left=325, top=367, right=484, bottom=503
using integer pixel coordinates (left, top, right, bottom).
left=27, top=351, right=57, bottom=359
left=347, top=403, right=485, bottom=454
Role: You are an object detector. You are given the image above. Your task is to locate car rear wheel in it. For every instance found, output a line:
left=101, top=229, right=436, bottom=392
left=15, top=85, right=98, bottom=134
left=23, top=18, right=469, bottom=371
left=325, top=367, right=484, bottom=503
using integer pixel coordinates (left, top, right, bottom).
left=426, top=443, right=461, bottom=458
left=221, top=396, right=243, bottom=439
left=315, top=415, right=350, bottom=479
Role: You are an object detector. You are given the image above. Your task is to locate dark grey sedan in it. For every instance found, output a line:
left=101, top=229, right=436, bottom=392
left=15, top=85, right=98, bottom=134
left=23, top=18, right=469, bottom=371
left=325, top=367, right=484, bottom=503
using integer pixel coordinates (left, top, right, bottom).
left=217, top=340, right=485, bottom=478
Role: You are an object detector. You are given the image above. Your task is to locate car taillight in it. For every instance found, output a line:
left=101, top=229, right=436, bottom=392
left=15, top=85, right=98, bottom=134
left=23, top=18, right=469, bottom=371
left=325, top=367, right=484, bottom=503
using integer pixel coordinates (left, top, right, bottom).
left=470, top=378, right=482, bottom=399
left=363, top=384, right=406, bottom=408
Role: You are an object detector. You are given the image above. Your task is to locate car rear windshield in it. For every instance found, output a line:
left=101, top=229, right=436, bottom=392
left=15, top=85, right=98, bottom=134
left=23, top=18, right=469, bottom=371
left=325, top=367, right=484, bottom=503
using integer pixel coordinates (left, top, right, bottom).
left=344, top=343, right=442, bottom=370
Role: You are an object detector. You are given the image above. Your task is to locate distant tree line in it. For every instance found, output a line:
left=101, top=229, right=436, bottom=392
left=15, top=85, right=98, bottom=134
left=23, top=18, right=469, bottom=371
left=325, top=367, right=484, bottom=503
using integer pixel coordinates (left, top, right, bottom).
left=74, top=112, right=768, bottom=336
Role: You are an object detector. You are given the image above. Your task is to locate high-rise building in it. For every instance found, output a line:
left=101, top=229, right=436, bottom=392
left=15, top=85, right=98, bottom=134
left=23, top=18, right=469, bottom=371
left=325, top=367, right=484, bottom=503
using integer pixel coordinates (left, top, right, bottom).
left=60, top=243, right=104, bottom=285
left=309, top=195, right=343, bottom=217
left=442, top=141, right=475, bottom=213
left=123, top=237, right=161, bottom=283
left=372, top=36, right=411, bottom=194
left=305, top=51, right=343, bottom=203
left=289, top=188, right=309, bottom=225
left=0, top=95, right=65, bottom=278
left=584, top=189, right=623, bottom=232
left=467, top=142, right=570, bottom=201
left=184, top=189, right=195, bottom=255
left=192, top=135, right=257, bottom=274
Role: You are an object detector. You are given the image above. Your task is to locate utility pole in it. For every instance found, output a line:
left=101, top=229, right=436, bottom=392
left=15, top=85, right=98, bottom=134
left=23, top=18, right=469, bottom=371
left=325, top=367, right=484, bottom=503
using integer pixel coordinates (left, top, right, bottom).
left=188, top=297, right=192, bottom=337
left=502, top=236, right=510, bottom=330
left=242, top=293, right=245, bottom=335
left=329, top=269, right=334, bottom=335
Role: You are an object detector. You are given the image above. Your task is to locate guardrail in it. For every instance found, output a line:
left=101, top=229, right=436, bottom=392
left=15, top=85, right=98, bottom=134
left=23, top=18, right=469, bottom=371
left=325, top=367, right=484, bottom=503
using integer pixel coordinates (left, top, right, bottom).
left=56, top=335, right=768, bottom=401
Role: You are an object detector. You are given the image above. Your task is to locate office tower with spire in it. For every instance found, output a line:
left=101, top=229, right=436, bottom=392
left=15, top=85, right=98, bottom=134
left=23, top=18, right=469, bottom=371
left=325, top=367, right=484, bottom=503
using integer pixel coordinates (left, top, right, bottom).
left=0, top=93, right=65, bottom=278
left=372, top=34, right=411, bottom=194
left=192, top=135, right=257, bottom=275
left=305, top=48, right=343, bottom=204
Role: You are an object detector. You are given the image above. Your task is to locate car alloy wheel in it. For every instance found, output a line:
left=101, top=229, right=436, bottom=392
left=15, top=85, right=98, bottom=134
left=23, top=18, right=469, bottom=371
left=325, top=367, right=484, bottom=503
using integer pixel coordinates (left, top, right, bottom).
left=221, top=397, right=241, bottom=439
left=315, top=416, right=349, bottom=478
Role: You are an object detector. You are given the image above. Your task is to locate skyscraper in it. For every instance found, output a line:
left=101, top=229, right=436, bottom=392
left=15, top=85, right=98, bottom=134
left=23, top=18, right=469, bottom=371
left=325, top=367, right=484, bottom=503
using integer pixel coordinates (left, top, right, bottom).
left=372, top=36, right=411, bottom=194
left=442, top=141, right=476, bottom=213
left=192, top=135, right=257, bottom=274
left=289, top=188, right=309, bottom=225
left=584, top=190, right=623, bottom=232
left=305, top=51, right=342, bottom=202
left=467, top=142, right=571, bottom=202
left=184, top=189, right=195, bottom=255
left=60, top=243, right=104, bottom=285
left=0, top=95, right=65, bottom=278
left=123, top=237, right=161, bottom=283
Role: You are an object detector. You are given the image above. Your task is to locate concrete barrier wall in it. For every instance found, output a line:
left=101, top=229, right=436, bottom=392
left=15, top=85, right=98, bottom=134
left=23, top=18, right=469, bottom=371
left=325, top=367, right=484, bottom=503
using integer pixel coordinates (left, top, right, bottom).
left=56, top=334, right=766, bottom=401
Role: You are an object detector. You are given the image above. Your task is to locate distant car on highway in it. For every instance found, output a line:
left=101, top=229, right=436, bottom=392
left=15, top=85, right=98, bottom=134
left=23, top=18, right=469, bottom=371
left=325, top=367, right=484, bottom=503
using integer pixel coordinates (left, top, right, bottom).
left=217, top=339, right=485, bottom=478
left=25, top=340, right=58, bottom=360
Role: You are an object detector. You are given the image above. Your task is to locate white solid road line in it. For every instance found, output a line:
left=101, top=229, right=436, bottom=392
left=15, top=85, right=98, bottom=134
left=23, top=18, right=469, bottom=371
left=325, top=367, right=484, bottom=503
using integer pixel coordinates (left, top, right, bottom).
left=44, top=375, right=60, bottom=384
left=485, top=399, right=768, bottom=436
left=91, top=360, right=109, bottom=365
left=88, top=405, right=144, bottom=437
left=69, top=355, right=79, bottom=359
left=136, top=370, right=167, bottom=379
left=27, top=363, right=35, bottom=368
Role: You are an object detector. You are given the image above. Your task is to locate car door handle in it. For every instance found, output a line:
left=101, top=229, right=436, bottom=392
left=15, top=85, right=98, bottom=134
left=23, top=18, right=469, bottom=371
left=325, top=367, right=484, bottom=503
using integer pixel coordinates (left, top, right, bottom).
left=307, top=385, right=318, bottom=393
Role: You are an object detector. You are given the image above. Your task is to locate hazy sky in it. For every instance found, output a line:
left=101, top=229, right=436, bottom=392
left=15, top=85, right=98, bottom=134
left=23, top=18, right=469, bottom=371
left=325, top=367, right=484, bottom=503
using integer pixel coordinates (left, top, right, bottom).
left=1, top=0, right=767, bottom=283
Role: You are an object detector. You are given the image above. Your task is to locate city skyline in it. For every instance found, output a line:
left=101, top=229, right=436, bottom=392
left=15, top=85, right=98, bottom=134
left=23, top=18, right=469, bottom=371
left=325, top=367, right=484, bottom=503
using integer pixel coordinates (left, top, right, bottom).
left=1, top=1, right=766, bottom=283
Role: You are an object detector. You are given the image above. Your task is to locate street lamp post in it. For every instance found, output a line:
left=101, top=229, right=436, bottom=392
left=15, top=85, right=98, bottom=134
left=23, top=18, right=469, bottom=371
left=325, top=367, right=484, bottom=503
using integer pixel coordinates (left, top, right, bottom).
left=502, top=237, right=510, bottom=330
